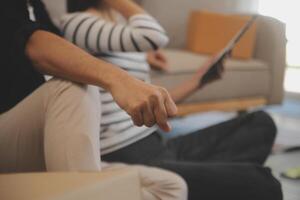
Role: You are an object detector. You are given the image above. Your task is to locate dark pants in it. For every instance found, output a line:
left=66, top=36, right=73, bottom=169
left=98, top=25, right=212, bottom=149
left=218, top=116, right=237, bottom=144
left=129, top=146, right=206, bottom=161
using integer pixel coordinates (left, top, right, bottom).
left=103, top=111, right=283, bottom=200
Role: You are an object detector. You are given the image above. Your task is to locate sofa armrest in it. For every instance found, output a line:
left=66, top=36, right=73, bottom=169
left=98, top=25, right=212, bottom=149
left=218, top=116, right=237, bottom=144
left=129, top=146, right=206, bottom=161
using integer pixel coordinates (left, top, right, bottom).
left=0, top=169, right=141, bottom=200
left=254, top=16, right=287, bottom=104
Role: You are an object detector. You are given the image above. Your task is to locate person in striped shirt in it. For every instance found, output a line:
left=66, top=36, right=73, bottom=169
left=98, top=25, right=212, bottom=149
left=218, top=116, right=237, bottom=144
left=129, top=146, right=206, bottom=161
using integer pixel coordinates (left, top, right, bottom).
left=59, top=0, right=282, bottom=200
left=60, top=0, right=172, bottom=155
left=60, top=0, right=216, bottom=155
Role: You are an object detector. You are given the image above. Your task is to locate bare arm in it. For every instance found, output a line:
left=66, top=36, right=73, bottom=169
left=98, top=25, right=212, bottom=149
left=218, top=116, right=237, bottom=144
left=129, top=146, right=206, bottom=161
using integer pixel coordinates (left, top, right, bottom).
left=26, top=30, right=177, bottom=131
left=27, top=30, right=125, bottom=89
left=168, top=56, right=224, bottom=103
left=169, top=76, right=200, bottom=103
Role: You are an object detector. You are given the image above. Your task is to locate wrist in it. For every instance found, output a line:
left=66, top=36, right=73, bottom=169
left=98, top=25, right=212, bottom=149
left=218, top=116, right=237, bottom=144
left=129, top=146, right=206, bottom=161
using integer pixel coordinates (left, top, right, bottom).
left=98, top=64, right=131, bottom=92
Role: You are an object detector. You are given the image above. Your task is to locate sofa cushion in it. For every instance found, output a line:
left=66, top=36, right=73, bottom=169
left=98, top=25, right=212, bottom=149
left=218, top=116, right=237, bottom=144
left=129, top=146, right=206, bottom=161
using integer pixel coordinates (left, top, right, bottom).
left=156, top=49, right=268, bottom=74
left=187, top=11, right=257, bottom=59
left=0, top=169, right=141, bottom=200
left=151, top=49, right=271, bottom=103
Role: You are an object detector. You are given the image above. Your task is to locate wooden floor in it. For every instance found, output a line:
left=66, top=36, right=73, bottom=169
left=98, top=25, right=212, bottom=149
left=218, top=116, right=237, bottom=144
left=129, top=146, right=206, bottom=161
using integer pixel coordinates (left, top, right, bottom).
left=177, top=97, right=267, bottom=116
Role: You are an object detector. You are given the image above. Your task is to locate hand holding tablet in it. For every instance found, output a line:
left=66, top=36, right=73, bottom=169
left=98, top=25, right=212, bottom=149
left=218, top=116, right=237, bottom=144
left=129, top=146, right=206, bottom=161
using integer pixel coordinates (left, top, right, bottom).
left=199, top=15, right=258, bottom=86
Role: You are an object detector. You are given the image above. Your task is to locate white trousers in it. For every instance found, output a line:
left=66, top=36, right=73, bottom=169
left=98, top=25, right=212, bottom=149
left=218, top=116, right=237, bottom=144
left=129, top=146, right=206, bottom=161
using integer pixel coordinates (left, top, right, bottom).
left=103, top=163, right=188, bottom=200
left=0, top=78, right=187, bottom=200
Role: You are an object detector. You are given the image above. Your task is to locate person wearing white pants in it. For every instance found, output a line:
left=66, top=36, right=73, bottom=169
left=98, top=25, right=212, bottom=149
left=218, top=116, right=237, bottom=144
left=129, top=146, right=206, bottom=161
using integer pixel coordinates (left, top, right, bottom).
left=0, top=78, right=101, bottom=172
left=0, top=0, right=185, bottom=199
left=103, top=163, right=188, bottom=200
left=0, top=78, right=187, bottom=200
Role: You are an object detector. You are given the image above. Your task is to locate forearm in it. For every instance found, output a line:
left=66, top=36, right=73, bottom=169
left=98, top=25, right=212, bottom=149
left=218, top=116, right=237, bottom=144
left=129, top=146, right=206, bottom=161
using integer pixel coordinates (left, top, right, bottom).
left=26, top=30, right=129, bottom=90
left=169, top=77, right=199, bottom=103
left=104, top=0, right=145, bottom=19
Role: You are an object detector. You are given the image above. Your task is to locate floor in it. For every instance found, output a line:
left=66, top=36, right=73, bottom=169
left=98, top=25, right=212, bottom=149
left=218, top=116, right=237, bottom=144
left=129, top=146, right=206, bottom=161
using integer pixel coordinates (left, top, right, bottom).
left=285, top=68, right=300, bottom=94
left=161, top=95, right=300, bottom=200
left=265, top=97, right=300, bottom=200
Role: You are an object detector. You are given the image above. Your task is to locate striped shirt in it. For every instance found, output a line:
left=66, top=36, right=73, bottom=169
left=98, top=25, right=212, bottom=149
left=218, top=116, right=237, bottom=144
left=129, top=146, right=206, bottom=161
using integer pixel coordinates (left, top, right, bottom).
left=59, top=12, right=169, bottom=154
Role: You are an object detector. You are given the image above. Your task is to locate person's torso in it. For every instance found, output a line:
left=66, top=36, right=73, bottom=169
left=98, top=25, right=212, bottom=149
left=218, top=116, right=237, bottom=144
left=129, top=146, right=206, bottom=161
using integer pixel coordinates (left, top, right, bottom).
left=0, top=0, right=59, bottom=114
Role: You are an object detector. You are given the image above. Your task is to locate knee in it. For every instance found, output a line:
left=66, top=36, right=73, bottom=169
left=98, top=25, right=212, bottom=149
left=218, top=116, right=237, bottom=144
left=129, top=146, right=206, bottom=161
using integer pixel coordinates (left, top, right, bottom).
left=256, top=167, right=283, bottom=200
left=46, top=78, right=101, bottom=112
left=249, top=111, right=277, bottom=140
left=138, top=166, right=188, bottom=200
left=268, top=178, right=283, bottom=200
left=162, top=172, right=188, bottom=200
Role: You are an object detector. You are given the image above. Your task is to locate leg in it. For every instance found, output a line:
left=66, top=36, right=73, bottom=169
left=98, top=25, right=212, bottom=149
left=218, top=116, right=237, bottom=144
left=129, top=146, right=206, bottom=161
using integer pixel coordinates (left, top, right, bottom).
left=102, top=131, right=282, bottom=200
left=0, top=78, right=101, bottom=172
left=167, top=111, right=277, bottom=164
left=44, top=79, right=101, bottom=171
left=102, top=162, right=188, bottom=200
left=151, top=160, right=282, bottom=200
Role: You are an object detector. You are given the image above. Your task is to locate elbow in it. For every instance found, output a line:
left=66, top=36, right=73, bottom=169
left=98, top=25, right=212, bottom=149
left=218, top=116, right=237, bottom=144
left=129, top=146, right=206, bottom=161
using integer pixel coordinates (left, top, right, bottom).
left=154, top=34, right=169, bottom=49
left=142, top=33, right=170, bottom=51
left=25, top=31, right=44, bottom=68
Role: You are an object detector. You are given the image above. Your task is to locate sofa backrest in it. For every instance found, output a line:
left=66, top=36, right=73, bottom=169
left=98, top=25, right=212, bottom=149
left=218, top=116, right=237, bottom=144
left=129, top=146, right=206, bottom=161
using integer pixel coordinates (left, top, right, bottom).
left=141, top=0, right=258, bottom=48
left=43, top=0, right=259, bottom=48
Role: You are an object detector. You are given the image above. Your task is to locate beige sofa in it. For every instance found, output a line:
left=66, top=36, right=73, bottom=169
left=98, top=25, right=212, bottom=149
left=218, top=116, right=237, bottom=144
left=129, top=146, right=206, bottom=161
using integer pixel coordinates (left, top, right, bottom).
left=0, top=168, right=142, bottom=200
left=142, top=0, right=287, bottom=115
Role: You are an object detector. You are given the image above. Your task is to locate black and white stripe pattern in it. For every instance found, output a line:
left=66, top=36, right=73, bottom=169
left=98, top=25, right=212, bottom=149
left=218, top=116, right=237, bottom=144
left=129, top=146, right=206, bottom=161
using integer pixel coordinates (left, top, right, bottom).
left=59, top=13, right=167, bottom=155
left=60, top=12, right=169, bottom=53
left=97, top=52, right=156, bottom=154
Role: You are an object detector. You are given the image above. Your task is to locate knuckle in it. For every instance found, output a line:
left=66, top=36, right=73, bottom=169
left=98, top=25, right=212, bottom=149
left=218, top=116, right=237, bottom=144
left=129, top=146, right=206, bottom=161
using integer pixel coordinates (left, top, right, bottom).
left=134, top=122, right=143, bottom=127
left=149, top=93, right=158, bottom=102
left=133, top=118, right=143, bottom=127
left=127, top=108, right=135, bottom=116
left=159, top=87, right=168, bottom=94
left=146, top=118, right=155, bottom=127
left=133, top=104, right=142, bottom=112
left=128, top=106, right=140, bottom=116
left=140, top=100, right=148, bottom=108
left=149, top=121, right=156, bottom=127
left=144, top=122, right=152, bottom=127
left=129, top=105, right=138, bottom=114
left=150, top=91, right=161, bottom=101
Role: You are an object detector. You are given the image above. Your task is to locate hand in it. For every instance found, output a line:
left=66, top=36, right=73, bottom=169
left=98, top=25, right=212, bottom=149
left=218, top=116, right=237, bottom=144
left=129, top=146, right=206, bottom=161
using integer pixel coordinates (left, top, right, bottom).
left=194, top=55, right=226, bottom=88
left=147, top=50, right=170, bottom=72
left=109, top=75, right=177, bottom=132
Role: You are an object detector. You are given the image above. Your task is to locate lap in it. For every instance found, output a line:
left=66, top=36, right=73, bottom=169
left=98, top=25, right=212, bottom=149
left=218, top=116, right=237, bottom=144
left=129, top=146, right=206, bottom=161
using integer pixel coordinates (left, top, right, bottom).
left=166, top=111, right=276, bottom=164
left=103, top=111, right=281, bottom=200
left=150, top=160, right=282, bottom=200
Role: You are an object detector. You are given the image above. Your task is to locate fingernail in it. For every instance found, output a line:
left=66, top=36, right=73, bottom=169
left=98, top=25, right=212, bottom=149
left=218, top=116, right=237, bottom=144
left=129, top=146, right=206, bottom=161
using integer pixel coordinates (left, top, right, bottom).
left=161, top=122, right=171, bottom=132
left=165, top=122, right=172, bottom=132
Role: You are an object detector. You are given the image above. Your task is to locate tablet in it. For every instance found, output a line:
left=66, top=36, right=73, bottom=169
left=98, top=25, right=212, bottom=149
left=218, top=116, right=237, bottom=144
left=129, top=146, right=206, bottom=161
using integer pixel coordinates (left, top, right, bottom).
left=200, top=15, right=258, bottom=85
